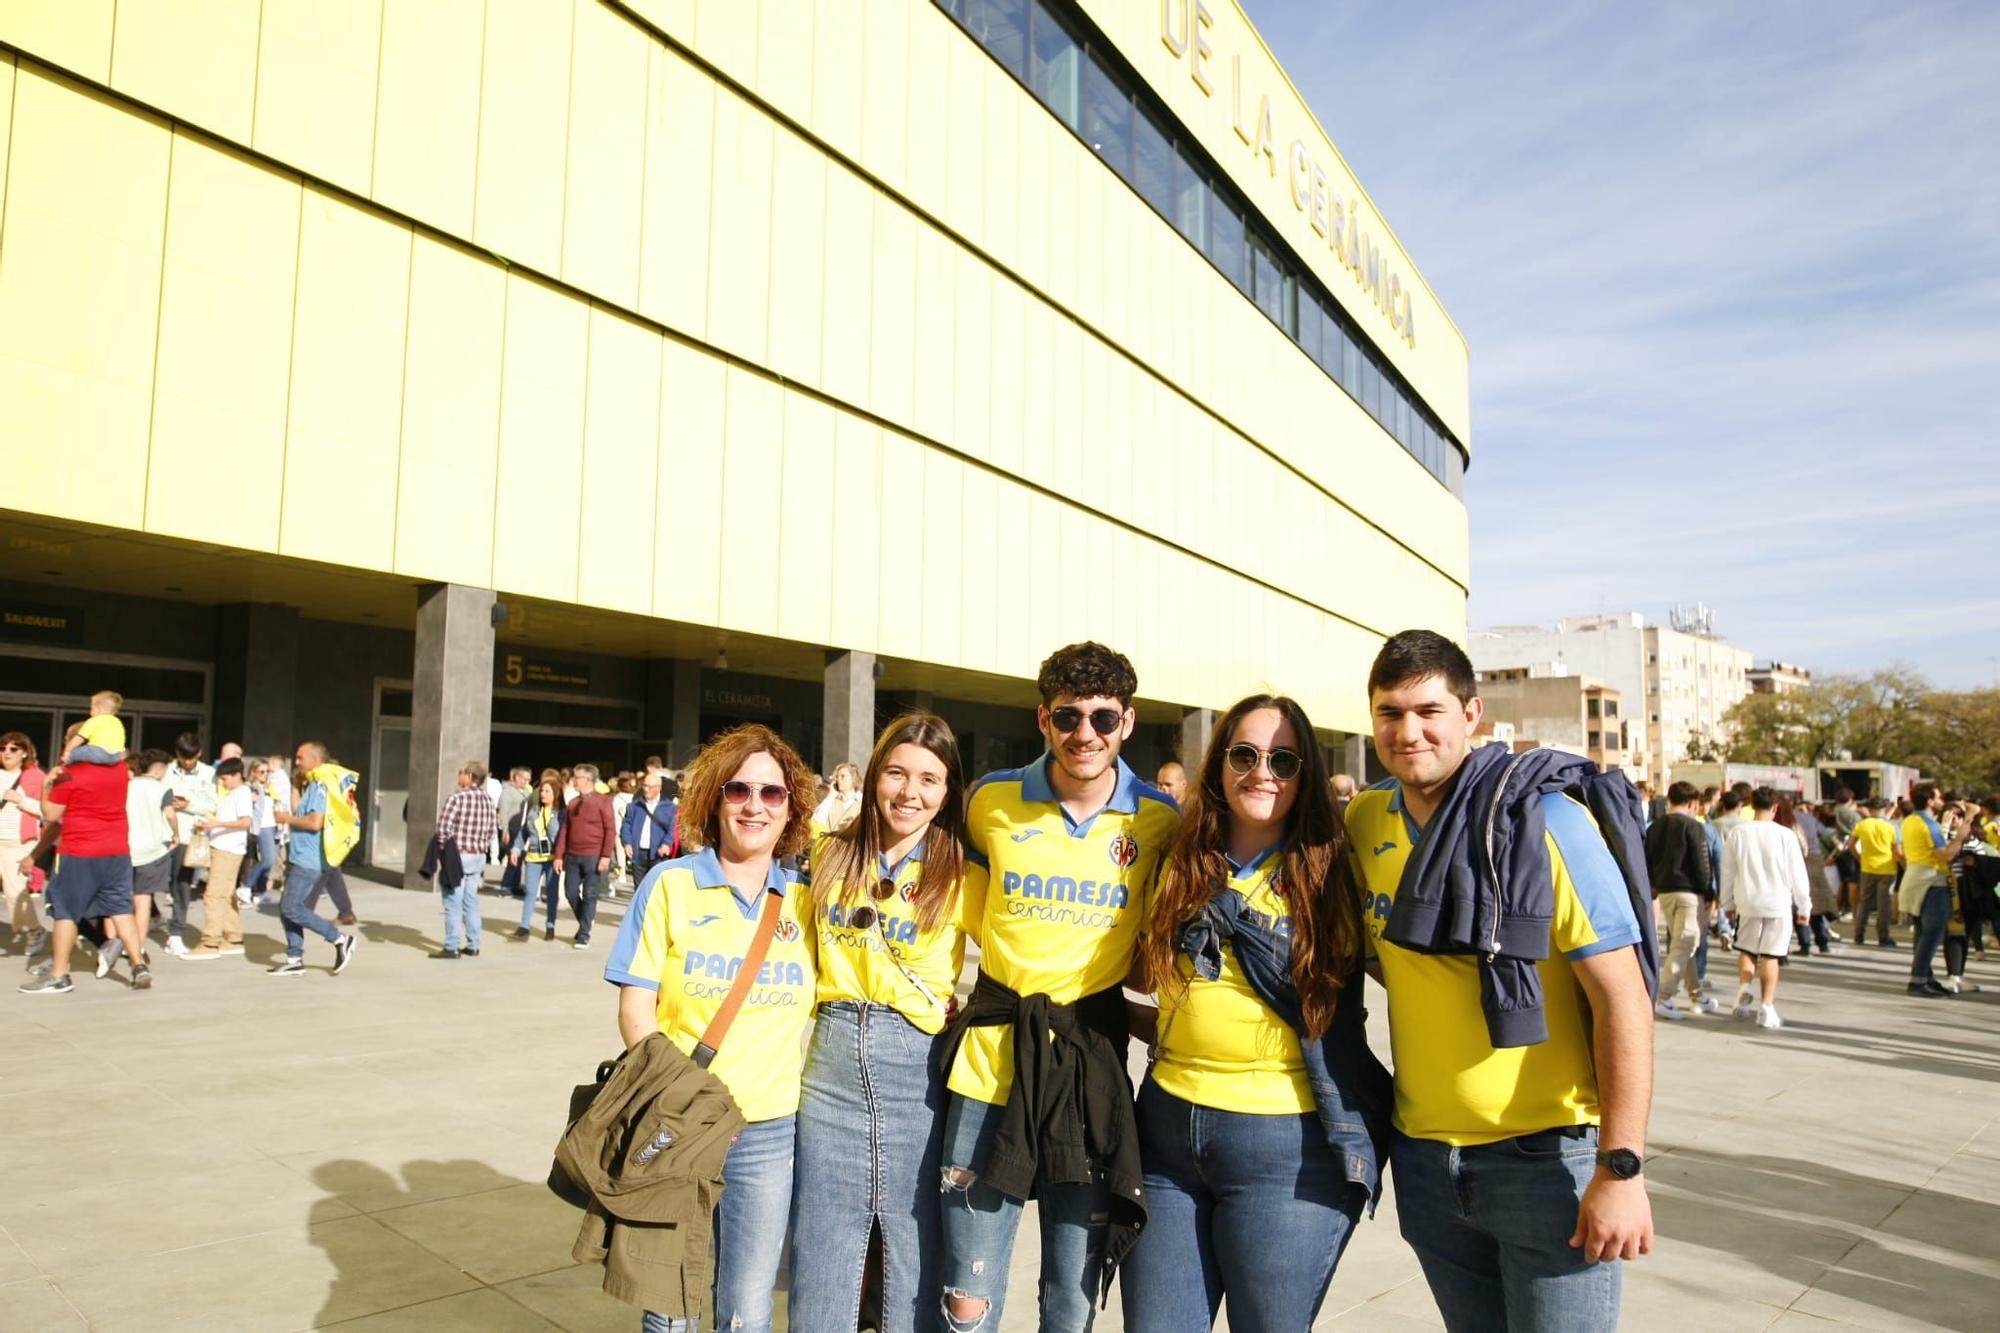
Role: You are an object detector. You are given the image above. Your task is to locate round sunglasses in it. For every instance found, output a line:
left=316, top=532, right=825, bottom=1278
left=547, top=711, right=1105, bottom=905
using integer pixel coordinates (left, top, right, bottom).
left=1224, top=743, right=1302, bottom=782
left=721, top=781, right=789, bottom=809
left=848, top=876, right=900, bottom=931
left=1050, top=705, right=1124, bottom=736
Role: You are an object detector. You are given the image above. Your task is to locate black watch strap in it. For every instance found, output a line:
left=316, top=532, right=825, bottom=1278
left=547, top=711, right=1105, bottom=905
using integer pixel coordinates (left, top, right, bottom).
left=1595, top=1147, right=1644, bottom=1179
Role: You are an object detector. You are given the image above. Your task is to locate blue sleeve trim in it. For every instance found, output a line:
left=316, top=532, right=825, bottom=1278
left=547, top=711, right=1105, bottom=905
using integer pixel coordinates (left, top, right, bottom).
left=1543, top=793, right=1640, bottom=940
left=603, top=969, right=657, bottom=990
left=1563, top=934, right=1642, bottom=962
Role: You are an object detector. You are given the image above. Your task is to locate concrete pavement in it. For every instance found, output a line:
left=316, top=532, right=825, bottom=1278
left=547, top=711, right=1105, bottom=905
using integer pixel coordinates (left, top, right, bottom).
left=2, top=879, right=1997, bottom=1331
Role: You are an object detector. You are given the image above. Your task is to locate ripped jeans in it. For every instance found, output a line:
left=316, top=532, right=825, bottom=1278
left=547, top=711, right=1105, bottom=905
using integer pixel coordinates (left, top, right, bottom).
left=937, top=1093, right=1108, bottom=1333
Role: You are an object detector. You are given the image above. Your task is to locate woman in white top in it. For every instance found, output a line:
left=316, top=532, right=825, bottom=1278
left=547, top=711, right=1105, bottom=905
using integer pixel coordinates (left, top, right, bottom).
left=810, top=763, right=863, bottom=836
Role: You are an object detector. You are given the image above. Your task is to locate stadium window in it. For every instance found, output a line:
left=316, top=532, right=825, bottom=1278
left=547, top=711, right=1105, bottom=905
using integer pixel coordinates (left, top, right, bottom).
left=1080, top=52, right=1133, bottom=174
left=1027, top=0, right=1079, bottom=126
left=1131, top=105, right=1174, bottom=216
left=1173, top=147, right=1207, bottom=248
left=1209, top=191, right=1247, bottom=291
left=1299, top=289, right=1322, bottom=363
left=964, top=0, right=1028, bottom=77
left=1250, top=233, right=1285, bottom=328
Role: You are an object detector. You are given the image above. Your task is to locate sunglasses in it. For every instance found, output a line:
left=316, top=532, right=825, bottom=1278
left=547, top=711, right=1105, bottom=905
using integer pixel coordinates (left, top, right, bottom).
left=0, top=744, right=24, bottom=753
left=849, top=877, right=900, bottom=931
left=1050, top=706, right=1124, bottom=736
left=721, top=781, right=789, bottom=809
left=1225, top=743, right=1303, bottom=782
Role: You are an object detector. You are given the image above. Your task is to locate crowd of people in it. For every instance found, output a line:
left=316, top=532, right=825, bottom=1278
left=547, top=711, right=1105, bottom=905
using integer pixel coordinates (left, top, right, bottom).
left=6, top=641, right=1993, bottom=1333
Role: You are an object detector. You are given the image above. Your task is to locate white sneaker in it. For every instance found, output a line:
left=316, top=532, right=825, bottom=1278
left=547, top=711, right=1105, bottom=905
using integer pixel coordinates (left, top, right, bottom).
left=1731, top=991, right=1758, bottom=1020
left=1756, top=1004, right=1784, bottom=1029
left=234, top=888, right=251, bottom=907
left=96, top=938, right=124, bottom=979
left=1693, top=995, right=1722, bottom=1015
left=1944, top=975, right=1963, bottom=995
left=1654, top=1000, right=1687, bottom=1022
left=165, top=935, right=189, bottom=958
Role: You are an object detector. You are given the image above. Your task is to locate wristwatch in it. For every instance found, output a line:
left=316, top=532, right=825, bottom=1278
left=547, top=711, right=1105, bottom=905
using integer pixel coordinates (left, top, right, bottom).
left=1595, top=1147, right=1644, bottom=1180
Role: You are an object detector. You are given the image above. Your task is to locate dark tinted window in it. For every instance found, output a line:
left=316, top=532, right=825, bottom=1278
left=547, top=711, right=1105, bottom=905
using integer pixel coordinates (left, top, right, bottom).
left=1299, top=292, right=1321, bottom=362
left=1209, top=192, right=1246, bottom=289
left=963, top=0, right=1028, bottom=76
left=1250, top=234, right=1284, bottom=327
left=1173, top=148, right=1206, bottom=247
left=1080, top=55, right=1132, bottom=175
left=1131, top=106, right=1173, bottom=216
left=1026, top=0, right=1078, bottom=126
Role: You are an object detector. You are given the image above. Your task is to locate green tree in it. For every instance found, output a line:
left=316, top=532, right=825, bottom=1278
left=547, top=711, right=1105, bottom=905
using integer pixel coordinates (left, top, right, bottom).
left=1720, top=667, right=1999, bottom=791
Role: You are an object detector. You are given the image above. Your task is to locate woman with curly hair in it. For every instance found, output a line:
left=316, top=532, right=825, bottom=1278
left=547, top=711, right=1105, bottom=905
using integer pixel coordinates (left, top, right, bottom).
left=603, top=724, right=819, bottom=1333
left=789, top=713, right=986, bottom=1333
left=1123, top=694, right=1390, bottom=1332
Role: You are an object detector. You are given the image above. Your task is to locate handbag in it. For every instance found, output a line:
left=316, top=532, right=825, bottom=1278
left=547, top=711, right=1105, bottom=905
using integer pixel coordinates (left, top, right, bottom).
left=184, top=829, right=212, bottom=870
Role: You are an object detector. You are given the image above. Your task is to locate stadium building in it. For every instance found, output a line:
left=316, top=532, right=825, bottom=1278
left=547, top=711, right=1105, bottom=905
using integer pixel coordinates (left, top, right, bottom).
left=0, top=0, right=1469, bottom=878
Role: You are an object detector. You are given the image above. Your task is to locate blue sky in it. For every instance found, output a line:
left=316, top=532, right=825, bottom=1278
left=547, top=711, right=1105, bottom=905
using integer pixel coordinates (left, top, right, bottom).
left=1243, top=0, right=2000, bottom=688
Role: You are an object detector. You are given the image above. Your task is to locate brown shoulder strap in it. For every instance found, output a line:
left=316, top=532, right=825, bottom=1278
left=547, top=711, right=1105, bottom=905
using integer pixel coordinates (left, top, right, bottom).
left=693, top=888, right=785, bottom=1068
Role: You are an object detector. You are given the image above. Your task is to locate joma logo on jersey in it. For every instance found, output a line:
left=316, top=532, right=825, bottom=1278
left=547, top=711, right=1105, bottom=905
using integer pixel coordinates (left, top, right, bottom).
left=1108, top=834, right=1140, bottom=868
left=682, top=952, right=806, bottom=985
left=1001, top=871, right=1129, bottom=908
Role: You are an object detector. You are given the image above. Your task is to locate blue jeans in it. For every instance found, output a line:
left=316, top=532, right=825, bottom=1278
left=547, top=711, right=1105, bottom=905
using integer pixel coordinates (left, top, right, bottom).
left=564, top=855, right=606, bottom=942
left=1390, top=1126, right=1618, bottom=1332
left=792, top=1003, right=947, bottom=1333
left=442, top=854, right=485, bottom=951
left=642, top=1113, right=795, bottom=1333
left=281, top=865, right=343, bottom=958
left=938, top=1092, right=1108, bottom=1333
left=1121, top=1078, right=1363, bottom=1331
left=516, top=860, right=558, bottom=931
left=1911, top=883, right=1951, bottom=983
left=248, top=827, right=278, bottom=892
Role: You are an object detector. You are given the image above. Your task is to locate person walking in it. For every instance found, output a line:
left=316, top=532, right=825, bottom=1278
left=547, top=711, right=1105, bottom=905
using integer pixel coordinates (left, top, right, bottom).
left=1122, top=694, right=1389, bottom=1332
left=603, top=725, right=819, bottom=1333
left=1344, top=631, right=1656, bottom=1331
left=432, top=761, right=497, bottom=960
left=554, top=764, right=618, bottom=949
left=268, top=742, right=357, bottom=977
left=109, top=748, right=176, bottom=976
left=1718, top=788, right=1812, bottom=1029
left=161, top=733, right=217, bottom=956
left=0, top=732, right=48, bottom=957
left=1901, top=782, right=1976, bottom=999
left=186, top=757, right=252, bottom=959
left=1647, top=781, right=1717, bottom=1019
left=17, top=726, right=150, bottom=994
left=790, top=714, right=986, bottom=1333
left=495, top=766, right=532, bottom=898
left=509, top=776, right=567, bottom=942
left=934, top=642, right=1180, bottom=1333
left=620, top=771, right=679, bottom=887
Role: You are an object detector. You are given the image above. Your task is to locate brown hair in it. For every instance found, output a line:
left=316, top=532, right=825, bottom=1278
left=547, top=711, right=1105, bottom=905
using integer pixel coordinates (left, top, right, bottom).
left=1141, top=694, right=1361, bottom=1038
left=678, top=724, right=817, bottom=860
left=812, top=714, right=970, bottom=935
left=0, top=732, right=37, bottom=767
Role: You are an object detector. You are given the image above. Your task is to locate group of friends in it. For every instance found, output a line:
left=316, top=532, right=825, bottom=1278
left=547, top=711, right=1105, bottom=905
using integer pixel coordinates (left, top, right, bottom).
left=601, top=633, right=1658, bottom=1333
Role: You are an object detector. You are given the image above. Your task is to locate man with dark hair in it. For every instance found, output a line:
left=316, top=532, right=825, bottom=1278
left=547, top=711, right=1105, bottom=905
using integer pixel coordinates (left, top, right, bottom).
left=161, top=731, right=216, bottom=957
left=1346, top=629, right=1654, bottom=1329
left=1900, top=782, right=1975, bottom=998
left=1647, top=781, right=1715, bottom=1019
left=1850, top=798, right=1902, bottom=946
left=936, top=641, right=1178, bottom=1332
left=1718, top=787, right=1810, bottom=1028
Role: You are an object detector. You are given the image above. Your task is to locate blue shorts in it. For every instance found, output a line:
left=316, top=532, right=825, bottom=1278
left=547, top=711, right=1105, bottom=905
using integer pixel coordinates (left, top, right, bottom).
left=47, top=854, right=135, bottom=922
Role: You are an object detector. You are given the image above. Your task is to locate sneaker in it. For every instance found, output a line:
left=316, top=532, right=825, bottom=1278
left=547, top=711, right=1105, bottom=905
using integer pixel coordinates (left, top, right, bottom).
left=1731, top=991, right=1759, bottom=1020
left=96, top=937, right=124, bottom=979
left=217, top=943, right=245, bottom=956
left=1909, top=979, right=1951, bottom=998
left=234, top=888, right=251, bottom=907
left=23, top=928, right=48, bottom=959
left=430, top=948, right=461, bottom=961
left=544, top=927, right=555, bottom=942
left=333, top=934, right=357, bottom=975
left=130, top=964, right=152, bottom=990
left=1944, top=975, right=1963, bottom=995
left=1693, top=995, right=1722, bottom=1015
left=19, top=971, right=73, bottom=994
left=1755, top=1004, right=1783, bottom=1029
left=463, top=947, right=480, bottom=957
left=511, top=927, right=530, bottom=941
left=573, top=937, right=591, bottom=950
left=1654, top=1001, right=1687, bottom=1022
left=184, top=944, right=226, bottom=961
left=165, top=935, right=190, bottom=958
left=268, top=958, right=306, bottom=976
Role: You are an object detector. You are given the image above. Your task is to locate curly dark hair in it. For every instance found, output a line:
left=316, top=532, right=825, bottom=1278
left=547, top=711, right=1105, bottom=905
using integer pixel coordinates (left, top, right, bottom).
left=1036, top=642, right=1138, bottom=707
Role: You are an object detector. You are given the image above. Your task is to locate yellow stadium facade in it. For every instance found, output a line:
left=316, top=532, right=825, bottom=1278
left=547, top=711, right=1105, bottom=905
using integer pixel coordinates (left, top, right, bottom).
left=0, top=0, right=1468, bottom=879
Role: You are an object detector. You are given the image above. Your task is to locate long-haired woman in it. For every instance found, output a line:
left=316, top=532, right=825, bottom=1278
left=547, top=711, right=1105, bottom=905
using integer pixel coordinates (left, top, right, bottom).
left=605, top=724, right=819, bottom=1333
left=789, top=713, right=986, bottom=1333
left=1123, top=694, right=1388, bottom=1331
left=508, top=775, right=567, bottom=941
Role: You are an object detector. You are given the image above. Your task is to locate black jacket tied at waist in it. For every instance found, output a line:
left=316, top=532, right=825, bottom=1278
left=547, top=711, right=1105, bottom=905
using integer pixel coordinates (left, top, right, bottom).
left=1176, top=887, right=1392, bottom=1207
left=935, top=971, right=1147, bottom=1304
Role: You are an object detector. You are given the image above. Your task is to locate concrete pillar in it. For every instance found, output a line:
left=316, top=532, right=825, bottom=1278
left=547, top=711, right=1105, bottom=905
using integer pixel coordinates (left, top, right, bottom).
left=212, top=603, right=301, bottom=756
left=670, top=658, right=701, bottom=765
left=404, top=584, right=495, bottom=890
left=1343, top=734, right=1370, bottom=785
left=823, top=650, right=877, bottom=773
left=1179, top=708, right=1216, bottom=777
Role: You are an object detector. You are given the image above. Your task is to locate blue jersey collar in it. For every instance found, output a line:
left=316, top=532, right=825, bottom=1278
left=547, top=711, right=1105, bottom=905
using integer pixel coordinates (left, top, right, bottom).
left=685, top=845, right=788, bottom=915
left=1020, top=752, right=1141, bottom=814
left=1225, top=842, right=1281, bottom=878
left=877, top=841, right=924, bottom=881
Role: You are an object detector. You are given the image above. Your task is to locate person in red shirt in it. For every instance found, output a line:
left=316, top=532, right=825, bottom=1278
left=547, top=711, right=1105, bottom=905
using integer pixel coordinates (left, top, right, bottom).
left=19, top=728, right=151, bottom=994
left=552, top=763, right=618, bottom=949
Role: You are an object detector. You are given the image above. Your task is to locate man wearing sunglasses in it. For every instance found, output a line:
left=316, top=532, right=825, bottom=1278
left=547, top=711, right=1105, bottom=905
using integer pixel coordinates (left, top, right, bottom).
left=936, top=642, right=1180, bottom=1333
left=1345, top=630, right=1655, bottom=1331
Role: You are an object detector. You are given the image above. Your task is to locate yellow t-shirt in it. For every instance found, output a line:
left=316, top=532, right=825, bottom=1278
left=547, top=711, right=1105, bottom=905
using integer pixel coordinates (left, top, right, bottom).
left=949, top=756, right=1180, bottom=1104
left=1852, top=817, right=1901, bottom=876
left=603, top=848, right=816, bottom=1122
left=807, top=834, right=988, bottom=1034
left=1901, top=813, right=1949, bottom=872
left=1346, top=783, right=1643, bottom=1147
left=1153, top=847, right=1314, bottom=1114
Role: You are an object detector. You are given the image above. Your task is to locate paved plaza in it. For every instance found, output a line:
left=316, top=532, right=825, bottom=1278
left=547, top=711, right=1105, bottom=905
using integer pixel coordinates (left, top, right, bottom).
left=3, top=874, right=1998, bottom=1331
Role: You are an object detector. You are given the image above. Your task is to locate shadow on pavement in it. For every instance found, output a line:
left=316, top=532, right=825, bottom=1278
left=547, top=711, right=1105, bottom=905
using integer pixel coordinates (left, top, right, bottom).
left=1649, top=1148, right=2000, bottom=1331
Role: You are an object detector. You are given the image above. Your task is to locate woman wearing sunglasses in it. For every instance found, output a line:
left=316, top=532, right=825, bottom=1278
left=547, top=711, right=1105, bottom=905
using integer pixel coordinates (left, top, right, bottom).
left=603, top=724, right=819, bottom=1333
left=790, top=714, right=987, bottom=1333
left=1124, top=695, right=1390, bottom=1332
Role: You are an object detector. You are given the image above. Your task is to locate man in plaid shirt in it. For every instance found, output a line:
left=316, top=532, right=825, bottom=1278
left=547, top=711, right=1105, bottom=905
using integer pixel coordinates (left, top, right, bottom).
left=434, top=761, right=498, bottom=960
